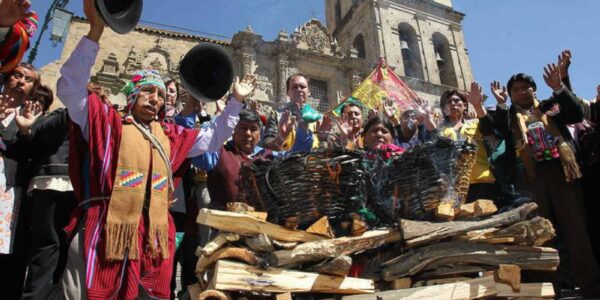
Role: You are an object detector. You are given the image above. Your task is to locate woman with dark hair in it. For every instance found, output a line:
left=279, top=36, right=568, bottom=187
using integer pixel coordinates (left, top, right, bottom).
left=438, top=85, right=500, bottom=203
left=163, top=77, right=179, bottom=121
left=362, top=115, right=404, bottom=159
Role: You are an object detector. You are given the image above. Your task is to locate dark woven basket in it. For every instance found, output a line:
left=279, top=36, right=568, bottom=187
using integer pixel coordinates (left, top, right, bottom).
left=238, top=148, right=367, bottom=229
left=366, top=137, right=477, bottom=224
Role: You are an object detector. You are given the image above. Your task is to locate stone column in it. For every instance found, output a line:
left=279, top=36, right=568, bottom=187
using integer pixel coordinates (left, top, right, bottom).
left=277, top=55, right=289, bottom=103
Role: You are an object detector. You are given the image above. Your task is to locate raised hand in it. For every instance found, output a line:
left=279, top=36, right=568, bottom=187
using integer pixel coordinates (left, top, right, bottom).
left=15, top=100, right=42, bottom=135
left=278, top=110, right=295, bottom=139
left=83, top=0, right=105, bottom=42
left=467, top=81, right=484, bottom=107
left=468, top=81, right=487, bottom=118
left=543, top=63, right=562, bottom=91
left=336, top=113, right=352, bottom=138
left=0, top=94, right=17, bottom=120
left=247, top=98, right=261, bottom=113
left=414, top=98, right=432, bottom=125
left=382, top=98, right=396, bottom=119
left=557, top=50, right=572, bottom=78
left=316, top=114, right=333, bottom=142
left=367, top=108, right=379, bottom=120
left=0, top=0, right=33, bottom=27
left=232, top=74, right=257, bottom=103
left=490, top=80, right=508, bottom=105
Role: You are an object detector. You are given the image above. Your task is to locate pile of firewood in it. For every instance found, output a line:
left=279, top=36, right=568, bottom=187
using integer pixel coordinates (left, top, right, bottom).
left=187, top=200, right=559, bottom=300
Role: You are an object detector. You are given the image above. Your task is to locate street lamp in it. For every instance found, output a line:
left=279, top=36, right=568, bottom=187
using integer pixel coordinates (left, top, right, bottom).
left=50, top=8, right=73, bottom=46
left=27, top=0, right=70, bottom=64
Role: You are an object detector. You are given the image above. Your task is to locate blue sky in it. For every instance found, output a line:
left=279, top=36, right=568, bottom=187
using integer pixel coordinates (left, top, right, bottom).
left=28, top=0, right=599, bottom=100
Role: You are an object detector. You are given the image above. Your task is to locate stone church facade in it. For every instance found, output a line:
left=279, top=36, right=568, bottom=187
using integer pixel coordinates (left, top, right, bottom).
left=41, top=0, right=472, bottom=112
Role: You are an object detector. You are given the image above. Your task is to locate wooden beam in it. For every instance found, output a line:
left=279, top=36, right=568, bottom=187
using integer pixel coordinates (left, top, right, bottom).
left=381, top=242, right=559, bottom=281
left=269, top=229, right=402, bottom=267
left=210, top=260, right=374, bottom=294
left=496, top=282, right=555, bottom=298
left=434, top=202, right=458, bottom=221
left=401, top=202, right=538, bottom=248
left=342, top=276, right=497, bottom=300
left=196, top=208, right=326, bottom=243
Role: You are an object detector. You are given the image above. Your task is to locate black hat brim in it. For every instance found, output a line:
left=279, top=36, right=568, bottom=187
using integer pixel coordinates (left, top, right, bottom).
left=179, top=43, right=234, bottom=101
left=95, top=0, right=143, bottom=34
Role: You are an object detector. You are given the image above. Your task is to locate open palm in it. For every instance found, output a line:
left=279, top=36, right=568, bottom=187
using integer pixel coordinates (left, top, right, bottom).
left=232, top=74, right=257, bottom=102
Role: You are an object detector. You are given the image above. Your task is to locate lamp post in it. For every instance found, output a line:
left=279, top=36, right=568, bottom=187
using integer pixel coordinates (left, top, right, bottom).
left=27, top=0, right=71, bottom=64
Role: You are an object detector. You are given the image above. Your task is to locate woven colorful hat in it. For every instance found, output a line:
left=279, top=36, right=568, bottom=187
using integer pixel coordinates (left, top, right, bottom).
left=0, top=12, right=39, bottom=75
left=121, top=69, right=167, bottom=120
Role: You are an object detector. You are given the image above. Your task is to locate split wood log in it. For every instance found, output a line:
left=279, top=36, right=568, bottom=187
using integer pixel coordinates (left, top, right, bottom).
left=401, top=202, right=538, bottom=248
left=196, top=233, right=240, bottom=257
left=456, top=202, right=476, bottom=218
left=196, top=247, right=263, bottom=273
left=496, top=264, right=521, bottom=292
left=455, top=216, right=555, bottom=246
left=275, top=293, right=293, bottom=300
left=197, top=289, right=232, bottom=300
left=308, top=256, right=353, bottom=277
left=269, top=229, right=402, bottom=267
left=472, top=199, right=497, bottom=217
left=210, top=260, right=375, bottom=294
left=381, top=242, right=559, bottom=281
left=496, top=282, right=554, bottom=298
left=196, top=209, right=326, bottom=243
left=306, top=216, right=335, bottom=238
left=351, top=214, right=367, bottom=237
left=245, top=234, right=275, bottom=252
left=434, top=202, right=458, bottom=221
left=342, top=276, right=497, bottom=300
left=389, top=278, right=411, bottom=289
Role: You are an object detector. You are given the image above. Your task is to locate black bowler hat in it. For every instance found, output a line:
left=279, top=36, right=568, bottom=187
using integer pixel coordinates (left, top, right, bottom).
left=95, top=0, right=143, bottom=34
left=179, top=43, right=234, bottom=101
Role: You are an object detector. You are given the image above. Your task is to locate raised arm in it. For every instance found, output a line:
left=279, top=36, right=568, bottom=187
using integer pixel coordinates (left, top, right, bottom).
left=56, top=0, right=104, bottom=139
left=186, top=75, right=256, bottom=157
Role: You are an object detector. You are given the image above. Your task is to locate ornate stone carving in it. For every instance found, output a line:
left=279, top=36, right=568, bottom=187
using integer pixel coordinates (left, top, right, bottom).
left=291, top=19, right=343, bottom=58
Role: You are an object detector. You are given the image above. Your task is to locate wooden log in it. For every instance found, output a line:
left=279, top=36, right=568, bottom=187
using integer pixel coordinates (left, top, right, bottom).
left=389, top=278, right=411, bottom=289
left=306, top=216, right=335, bottom=238
left=456, top=217, right=555, bottom=247
left=381, top=242, right=559, bottom=281
left=196, top=233, right=240, bottom=257
left=245, top=234, right=275, bottom=252
left=401, top=202, right=538, bottom=248
left=275, top=293, right=293, bottom=300
left=496, top=264, right=521, bottom=292
left=456, top=202, right=476, bottom=218
left=342, top=276, right=497, bottom=300
left=351, top=214, right=367, bottom=237
left=198, top=289, right=232, bottom=300
left=417, top=265, right=487, bottom=279
left=472, top=199, right=497, bottom=217
left=210, top=260, right=374, bottom=294
left=269, top=229, right=402, bottom=267
left=308, top=256, right=353, bottom=277
left=496, top=282, right=554, bottom=298
left=412, top=277, right=471, bottom=287
left=434, top=202, right=458, bottom=221
left=272, top=240, right=298, bottom=250
left=196, top=209, right=326, bottom=243
left=196, top=247, right=263, bottom=273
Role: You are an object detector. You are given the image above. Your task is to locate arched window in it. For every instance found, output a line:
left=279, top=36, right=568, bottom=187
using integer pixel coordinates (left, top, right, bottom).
left=432, top=32, right=458, bottom=87
left=398, top=23, right=423, bottom=80
left=352, top=34, right=366, bottom=59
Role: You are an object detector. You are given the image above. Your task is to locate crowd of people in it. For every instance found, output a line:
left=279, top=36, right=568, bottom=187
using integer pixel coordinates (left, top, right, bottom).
left=1, top=0, right=600, bottom=299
